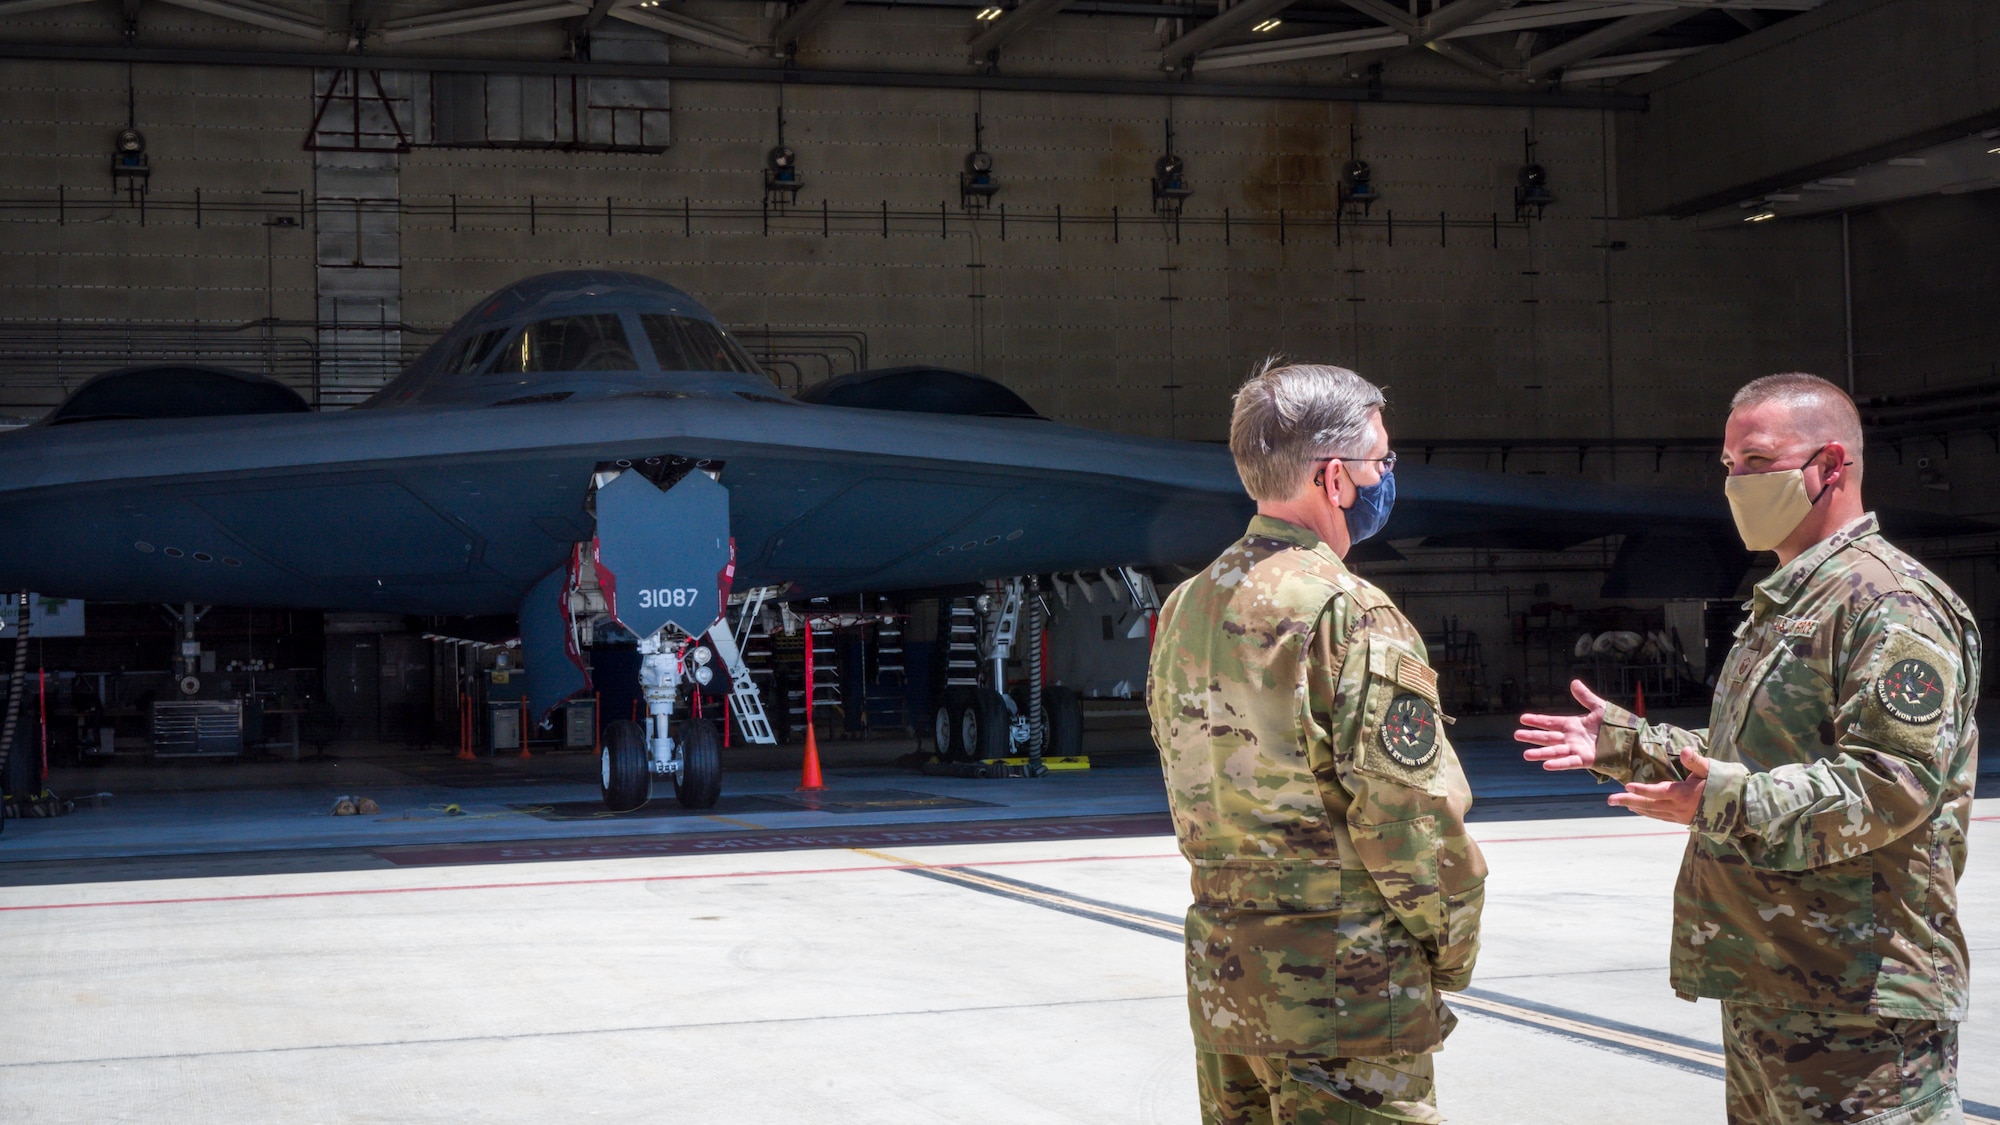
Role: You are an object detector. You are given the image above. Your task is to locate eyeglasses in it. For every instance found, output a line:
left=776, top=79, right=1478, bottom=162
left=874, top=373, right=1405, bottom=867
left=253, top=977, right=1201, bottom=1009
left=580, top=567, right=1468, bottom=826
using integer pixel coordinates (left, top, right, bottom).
left=1314, top=450, right=1397, bottom=472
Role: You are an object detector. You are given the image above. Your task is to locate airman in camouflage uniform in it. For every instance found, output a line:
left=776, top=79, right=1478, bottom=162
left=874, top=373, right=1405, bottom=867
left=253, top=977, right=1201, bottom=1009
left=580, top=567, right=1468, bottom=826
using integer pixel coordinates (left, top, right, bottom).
left=1520, top=373, right=1979, bottom=1125
left=1151, top=362, right=1486, bottom=1125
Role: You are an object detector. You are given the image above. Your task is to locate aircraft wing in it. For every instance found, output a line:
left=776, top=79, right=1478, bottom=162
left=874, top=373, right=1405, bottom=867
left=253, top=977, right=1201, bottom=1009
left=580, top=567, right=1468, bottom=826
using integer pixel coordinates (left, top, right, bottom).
left=0, top=391, right=1821, bottom=614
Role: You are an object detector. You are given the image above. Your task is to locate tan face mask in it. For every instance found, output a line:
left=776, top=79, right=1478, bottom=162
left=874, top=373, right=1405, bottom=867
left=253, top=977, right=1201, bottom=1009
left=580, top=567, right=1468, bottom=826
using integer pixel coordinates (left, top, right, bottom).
left=1723, top=446, right=1831, bottom=552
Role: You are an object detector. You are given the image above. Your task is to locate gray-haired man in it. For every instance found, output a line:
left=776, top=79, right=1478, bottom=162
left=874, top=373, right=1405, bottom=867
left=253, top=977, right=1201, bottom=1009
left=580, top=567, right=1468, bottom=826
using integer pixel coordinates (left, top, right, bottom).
left=1149, top=360, right=1485, bottom=1124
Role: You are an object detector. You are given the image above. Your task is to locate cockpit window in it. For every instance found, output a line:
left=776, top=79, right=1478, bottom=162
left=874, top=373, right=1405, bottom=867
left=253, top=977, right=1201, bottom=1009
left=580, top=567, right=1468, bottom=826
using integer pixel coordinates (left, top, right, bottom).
left=488, top=315, right=638, bottom=374
left=640, top=315, right=763, bottom=375
left=447, top=328, right=506, bottom=374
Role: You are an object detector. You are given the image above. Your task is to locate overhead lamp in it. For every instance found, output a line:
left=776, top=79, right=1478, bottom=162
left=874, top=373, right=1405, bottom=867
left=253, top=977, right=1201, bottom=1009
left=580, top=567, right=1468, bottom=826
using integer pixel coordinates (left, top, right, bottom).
left=111, top=128, right=150, bottom=200
left=764, top=144, right=803, bottom=204
left=1338, top=159, right=1377, bottom=215
left=975, top=6, right=1003, bottom=18
left=1151, top=118, right=1192, bottom=216
left=1336, top=123, right=1377, bottom=217
left=959, top=112, right=999, bottom=210
left=763, top=99, right=803, bottom=206
left=1744, top=211, right=1776, bottom=223
left=1988, top=146, right=2000, bottom=155
left=1512, top=130, right=1553, bottom=220
left=1251, top=18, right=1280, bottom=31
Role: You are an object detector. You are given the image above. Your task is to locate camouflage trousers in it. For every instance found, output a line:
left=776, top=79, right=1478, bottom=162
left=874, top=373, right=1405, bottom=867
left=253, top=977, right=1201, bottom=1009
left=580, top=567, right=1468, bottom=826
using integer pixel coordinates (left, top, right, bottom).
left=1722, top=1002, right=1960, bottom=1125
left=1196, top=1049, right=1443, bottom=1125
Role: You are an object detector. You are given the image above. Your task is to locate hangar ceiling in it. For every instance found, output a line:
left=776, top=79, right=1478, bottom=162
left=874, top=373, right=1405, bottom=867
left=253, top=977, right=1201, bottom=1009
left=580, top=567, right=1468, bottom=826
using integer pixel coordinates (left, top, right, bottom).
left=0, top=0, right=1825, bottom=102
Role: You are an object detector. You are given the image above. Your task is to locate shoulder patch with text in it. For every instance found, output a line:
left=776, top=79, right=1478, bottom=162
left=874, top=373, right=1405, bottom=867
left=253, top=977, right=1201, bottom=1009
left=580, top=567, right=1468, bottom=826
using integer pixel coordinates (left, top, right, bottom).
left=1379, top=693, right=1441, bottom=768
left=1874, top=657, right=1946, bottom=725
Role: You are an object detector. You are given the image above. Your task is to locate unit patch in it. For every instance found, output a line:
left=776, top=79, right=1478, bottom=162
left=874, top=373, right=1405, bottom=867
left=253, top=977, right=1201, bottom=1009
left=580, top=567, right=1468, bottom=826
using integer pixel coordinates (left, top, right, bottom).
left=1874, top=657, right=1946, bottom=725
left=1380, top=692, right=1441, bottom=768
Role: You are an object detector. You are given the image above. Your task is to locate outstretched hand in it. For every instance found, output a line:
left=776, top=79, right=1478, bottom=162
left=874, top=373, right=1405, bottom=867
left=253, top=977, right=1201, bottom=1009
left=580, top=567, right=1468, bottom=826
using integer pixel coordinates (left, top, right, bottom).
left=1515, top=679, right=1609, bottom=771
left=1608, top=746, right=1711, bottom=824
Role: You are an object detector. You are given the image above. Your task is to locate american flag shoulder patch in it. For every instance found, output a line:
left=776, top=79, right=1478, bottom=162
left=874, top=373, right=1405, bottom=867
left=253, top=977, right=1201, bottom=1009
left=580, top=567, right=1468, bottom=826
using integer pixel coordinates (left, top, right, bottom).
left=1394, top=654, right=1439, bottom=702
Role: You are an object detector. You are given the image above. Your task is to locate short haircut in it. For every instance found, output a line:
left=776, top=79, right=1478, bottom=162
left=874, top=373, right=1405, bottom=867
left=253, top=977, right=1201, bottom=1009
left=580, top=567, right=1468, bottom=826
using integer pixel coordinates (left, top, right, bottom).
left=1228, top=358, right=1385, bottom=502
left=1729, top=372, right=1864, bottom=462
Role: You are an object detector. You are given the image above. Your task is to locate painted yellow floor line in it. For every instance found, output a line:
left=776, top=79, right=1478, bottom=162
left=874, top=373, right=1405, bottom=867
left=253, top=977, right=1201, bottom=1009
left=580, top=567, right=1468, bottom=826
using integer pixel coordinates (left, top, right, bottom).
left=702, top=814, right=767, bottom=830
left=851, top=847, right=1179, bottom=933
left=857, top=844, right=2000, bottom=1123
left=1448, top=992, right=1721, bottom=1069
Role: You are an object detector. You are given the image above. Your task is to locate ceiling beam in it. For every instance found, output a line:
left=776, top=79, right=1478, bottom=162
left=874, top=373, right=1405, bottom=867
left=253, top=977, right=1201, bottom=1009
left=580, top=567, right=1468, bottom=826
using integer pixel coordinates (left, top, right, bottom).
left=1524, top=8, right=1701, bottom=77
left=1559, top=43, right=1702, bottom=81
left=378, top=0, right=587, bottom=42
left=1178, top=0, right=1777, bottom=80
left=608, top=3, right=756, bottom=54
left=1336, top=0, right=1415, bottom=34
left=1412, top=0, right=1518, bottom=46
left=1159, top=0, right=1302, bottom=69
left=966, top=0, right=1070, bottom=63
left=1191, top=24, right=1404, bottom=72
left=769, top=0, right=844, bottom=50
left=573, top=0, right=616, bottom=33
left=0, top=0, right=94, bottom=15
left=1425, top=37, right=1509, bottom=81
left=0, top=39, right=1649, bottom=108
left=1335, top=0, right=1514, bottom=84
left=154, top=0, right=323, bottom=38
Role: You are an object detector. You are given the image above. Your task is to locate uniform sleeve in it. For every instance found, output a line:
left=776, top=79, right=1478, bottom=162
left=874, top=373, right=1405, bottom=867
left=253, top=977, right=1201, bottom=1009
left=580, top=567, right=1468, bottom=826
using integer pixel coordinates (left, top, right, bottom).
left=1308, top=606, right=1487, bottom=991
left=1691, top=594, right=1965, bottom=870
left=1591, top=704, right=1710, bottom=786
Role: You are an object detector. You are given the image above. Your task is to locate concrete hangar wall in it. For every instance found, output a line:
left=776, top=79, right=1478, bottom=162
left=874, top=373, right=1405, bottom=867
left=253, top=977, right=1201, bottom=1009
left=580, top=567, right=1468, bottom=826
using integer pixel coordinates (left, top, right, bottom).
left=12, top=0, right=1997, bottom=715
left=0, top=2, right=1843, bottom=452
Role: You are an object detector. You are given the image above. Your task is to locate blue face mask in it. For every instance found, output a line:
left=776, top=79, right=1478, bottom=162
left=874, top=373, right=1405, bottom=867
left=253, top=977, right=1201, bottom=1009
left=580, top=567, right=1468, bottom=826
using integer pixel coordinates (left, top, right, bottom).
left=1344, top=468, right=1396, bottom=544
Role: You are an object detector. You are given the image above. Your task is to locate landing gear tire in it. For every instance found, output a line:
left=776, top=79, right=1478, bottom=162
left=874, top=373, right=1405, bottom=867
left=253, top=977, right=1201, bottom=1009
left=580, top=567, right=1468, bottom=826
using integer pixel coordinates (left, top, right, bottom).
left=599, top=719, right=651, bottom=812
left=938, top=686, right=975, bottom=761
left=1043, top=685, right=1083, bottom=758
left=963, top=687, right=1011, bottom=762
left=2, top=724, right=37, bottom=802
left=676, top=718, right=722, bottom=809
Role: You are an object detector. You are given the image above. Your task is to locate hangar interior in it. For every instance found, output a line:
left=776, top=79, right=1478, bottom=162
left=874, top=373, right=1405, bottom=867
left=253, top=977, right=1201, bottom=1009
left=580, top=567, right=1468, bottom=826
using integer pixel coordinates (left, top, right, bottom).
left=0, top=0, right=1997, bottom=796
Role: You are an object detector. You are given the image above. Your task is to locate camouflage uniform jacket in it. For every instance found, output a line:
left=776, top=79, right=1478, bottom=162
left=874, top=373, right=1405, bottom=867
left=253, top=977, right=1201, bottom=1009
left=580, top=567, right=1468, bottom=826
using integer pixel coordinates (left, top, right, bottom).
left=1148, top=516, right=1488, bottom=1059
left=1592, top=512, right=1981, bottom=1020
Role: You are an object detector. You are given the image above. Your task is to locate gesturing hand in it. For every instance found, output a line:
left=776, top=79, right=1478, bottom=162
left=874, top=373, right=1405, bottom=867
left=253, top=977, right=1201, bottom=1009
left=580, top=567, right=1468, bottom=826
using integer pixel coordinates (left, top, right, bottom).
left=1514, top=679, right=1609, bottom=771
left=1609, top=746, right=1711, bottom=825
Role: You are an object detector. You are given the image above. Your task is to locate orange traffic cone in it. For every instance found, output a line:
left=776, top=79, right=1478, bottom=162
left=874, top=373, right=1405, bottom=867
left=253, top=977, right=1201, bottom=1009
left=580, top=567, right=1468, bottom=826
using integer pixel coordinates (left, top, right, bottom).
left=797, top=615, right=825, bottom=792
left=798, top=720, right=825, bottom=791
left=1633, top=680, right=1647, bottom=719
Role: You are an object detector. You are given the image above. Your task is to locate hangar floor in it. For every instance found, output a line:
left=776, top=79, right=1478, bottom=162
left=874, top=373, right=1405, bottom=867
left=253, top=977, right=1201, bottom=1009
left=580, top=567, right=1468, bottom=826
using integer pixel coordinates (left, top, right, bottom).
left=2, top=713, right=1997, bottom=1123
left=0, top=709, right=1727, bottom=878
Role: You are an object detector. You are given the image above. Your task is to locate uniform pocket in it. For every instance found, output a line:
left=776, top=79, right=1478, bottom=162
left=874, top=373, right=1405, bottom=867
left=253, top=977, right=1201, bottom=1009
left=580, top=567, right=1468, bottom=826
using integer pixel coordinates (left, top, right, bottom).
left=1348, top=815, right=1445, bottom=946
left=1674, top=843, right=1875, bottom=1007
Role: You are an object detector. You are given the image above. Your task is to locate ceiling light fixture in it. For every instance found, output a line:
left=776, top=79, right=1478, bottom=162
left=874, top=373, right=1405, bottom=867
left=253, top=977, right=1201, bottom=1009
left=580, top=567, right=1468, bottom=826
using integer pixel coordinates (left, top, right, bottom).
left=1744, top=211, right=1776, bottom=223
left=1251, top=18, right=1280, bottom=31
left=975, top=6, right=1003, bottom=19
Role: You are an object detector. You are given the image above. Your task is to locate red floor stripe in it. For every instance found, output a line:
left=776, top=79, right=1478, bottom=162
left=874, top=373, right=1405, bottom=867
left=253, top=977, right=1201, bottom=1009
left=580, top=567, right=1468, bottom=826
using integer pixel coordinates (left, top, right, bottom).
left=10, top=810, right=1991, bottom=913
left=0, top=851, right=1182, bottom=914
left=1475, top=829, right=1688, bottom=844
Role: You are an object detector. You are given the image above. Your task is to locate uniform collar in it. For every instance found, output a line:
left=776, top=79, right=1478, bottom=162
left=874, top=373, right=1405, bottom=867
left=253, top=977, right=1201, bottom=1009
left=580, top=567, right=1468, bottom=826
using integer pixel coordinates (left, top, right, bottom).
left=1753, top=511, right=1880, bottom=611
left=1245, top=515, right=1346, bottom=569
